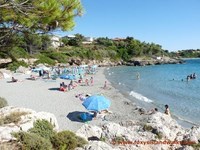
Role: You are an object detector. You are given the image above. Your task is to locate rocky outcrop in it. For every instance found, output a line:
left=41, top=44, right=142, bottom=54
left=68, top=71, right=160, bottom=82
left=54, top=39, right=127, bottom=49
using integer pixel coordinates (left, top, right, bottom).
left=0, top=106, right=58, bottom=142
left=66, top=57, right=184, bottom=67
left=76, top=124, right=103, bottom=141
left=76, top=112, right=199, bottom=150
left=125, top=58, right=184, bottom=66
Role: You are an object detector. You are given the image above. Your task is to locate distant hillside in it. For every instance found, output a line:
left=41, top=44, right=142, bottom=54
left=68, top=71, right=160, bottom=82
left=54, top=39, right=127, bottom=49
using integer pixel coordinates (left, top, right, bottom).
left=176, top=49, right=200, bottom=58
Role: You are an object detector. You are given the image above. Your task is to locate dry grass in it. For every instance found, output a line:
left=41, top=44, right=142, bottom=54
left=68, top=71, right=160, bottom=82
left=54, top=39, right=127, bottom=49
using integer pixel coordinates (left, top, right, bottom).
left=0, top=141, right=22, bottom=150
left=0, top=111, right=29, bottom=125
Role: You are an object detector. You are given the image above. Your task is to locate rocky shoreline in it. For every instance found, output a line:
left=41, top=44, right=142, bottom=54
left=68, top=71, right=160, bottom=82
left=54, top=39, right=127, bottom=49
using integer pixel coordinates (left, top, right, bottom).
left=0, top=57, right=184, bottom=68
left=0, top=106, right=199, bottom=150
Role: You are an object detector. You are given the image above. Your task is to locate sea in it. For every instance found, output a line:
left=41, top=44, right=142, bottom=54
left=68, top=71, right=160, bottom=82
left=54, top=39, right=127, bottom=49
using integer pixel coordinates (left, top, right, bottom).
left=105, top=58, right=200, bottom=128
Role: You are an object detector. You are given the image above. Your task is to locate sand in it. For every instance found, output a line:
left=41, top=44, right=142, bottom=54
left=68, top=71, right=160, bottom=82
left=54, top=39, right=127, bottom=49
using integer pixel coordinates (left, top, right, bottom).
left=0, top=67, right=145, bottom=131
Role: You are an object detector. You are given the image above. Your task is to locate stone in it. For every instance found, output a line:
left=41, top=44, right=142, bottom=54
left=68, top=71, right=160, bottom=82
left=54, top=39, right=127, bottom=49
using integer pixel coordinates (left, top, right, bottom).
left=0, top=106, right=59, bottom=142
left=76, top=124, right=103, bottom=141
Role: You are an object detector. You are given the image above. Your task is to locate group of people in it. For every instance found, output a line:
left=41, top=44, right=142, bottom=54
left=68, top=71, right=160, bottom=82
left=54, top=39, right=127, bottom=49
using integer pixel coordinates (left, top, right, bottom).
left=59, top=80, right=77, bottom=92
left=59, top=76, right=94, bottom=92
left=186, top=73, right=197, bottom=81
left=141, top=104, right=171, bottom=116
left=78, top=76, right=94, bottom=86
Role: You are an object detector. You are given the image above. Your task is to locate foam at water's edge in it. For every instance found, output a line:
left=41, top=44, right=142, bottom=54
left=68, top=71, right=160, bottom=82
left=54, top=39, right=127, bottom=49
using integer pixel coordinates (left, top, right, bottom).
left=172, top=114, right=199, bottom=127
left=129, top=91, right=153, bottom=103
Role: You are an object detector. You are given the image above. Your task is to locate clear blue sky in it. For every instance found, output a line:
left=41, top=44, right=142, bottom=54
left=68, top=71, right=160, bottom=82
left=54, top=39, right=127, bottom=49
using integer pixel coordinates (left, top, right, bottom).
left=56, top=0, right=200, bottom=51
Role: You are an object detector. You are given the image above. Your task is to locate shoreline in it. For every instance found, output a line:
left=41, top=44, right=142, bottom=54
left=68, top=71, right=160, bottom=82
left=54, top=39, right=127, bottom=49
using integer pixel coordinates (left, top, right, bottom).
left=0, top=67, right=145, bottom=132
left=103, top=66, right=198, bottom=129
left=0, top=66, right=196, bottom=133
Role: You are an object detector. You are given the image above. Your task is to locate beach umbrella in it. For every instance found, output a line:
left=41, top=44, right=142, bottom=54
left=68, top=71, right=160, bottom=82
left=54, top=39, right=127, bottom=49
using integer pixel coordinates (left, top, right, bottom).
left=82, top=95, right=111, bottom=112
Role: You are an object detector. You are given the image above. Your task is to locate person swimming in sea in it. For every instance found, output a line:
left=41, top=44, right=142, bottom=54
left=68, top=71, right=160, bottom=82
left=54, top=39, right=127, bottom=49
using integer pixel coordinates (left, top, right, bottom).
left=136, top=72, right=140, bottom=80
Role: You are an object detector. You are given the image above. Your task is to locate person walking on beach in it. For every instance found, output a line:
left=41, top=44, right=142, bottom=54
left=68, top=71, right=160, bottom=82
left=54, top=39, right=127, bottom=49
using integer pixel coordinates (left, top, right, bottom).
left=90, top=77, right=94, bottom=86
left=164, top=104, right=171, bottom=116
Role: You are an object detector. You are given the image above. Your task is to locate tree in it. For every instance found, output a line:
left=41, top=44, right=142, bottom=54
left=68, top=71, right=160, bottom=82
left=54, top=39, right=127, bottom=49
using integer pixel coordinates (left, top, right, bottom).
left=67, top=34, right=84, bottom=46
left=0, top=0, right=83, bottom=61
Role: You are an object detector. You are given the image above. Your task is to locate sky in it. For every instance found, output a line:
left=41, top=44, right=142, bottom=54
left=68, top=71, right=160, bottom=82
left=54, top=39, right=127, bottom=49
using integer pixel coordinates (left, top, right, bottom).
left=55, top=0, right=200, bottom=51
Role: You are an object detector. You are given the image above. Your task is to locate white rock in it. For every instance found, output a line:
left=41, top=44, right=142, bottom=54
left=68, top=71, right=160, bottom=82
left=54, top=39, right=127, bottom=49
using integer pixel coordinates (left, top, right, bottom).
left=0, top=106, right=59, bottom=142
left=76, top=124, right=103, bottom=141
left=84, top=141, right=116, bottom=150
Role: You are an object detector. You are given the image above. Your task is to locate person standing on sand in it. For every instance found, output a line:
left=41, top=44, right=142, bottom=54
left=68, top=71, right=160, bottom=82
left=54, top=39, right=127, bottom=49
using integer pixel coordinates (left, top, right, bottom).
left=164, top=105, right=171, bottom=116
left=90, top=77, right=94, bottom=86
left=103, top=81, right=107, bottom=89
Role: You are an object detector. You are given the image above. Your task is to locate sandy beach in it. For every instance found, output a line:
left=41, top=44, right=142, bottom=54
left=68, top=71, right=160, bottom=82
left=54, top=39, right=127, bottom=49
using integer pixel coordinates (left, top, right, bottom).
left=0, top=67, right=143, bottom=132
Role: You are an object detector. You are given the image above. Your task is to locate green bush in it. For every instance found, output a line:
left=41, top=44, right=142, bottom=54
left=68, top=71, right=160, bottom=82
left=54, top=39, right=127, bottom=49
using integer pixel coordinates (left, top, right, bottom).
left=46, top=52, right=68, bottom=63
left=52, top=130, right=87, bottom=150
left=34, top=54, right=55, bottom=65
left=7, top=61, right=28, bottom=71
left=0, top=97, right=8, bottom=108
left=13, top=131, right=52, bottom=150
left=10, top=47, right=29, bottom=58
left=28, top=119, right=56, bottom=141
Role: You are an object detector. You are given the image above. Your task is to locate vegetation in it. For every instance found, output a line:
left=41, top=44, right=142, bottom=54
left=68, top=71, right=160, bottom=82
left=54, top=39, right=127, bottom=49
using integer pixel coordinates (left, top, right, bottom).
left=14, top=119, right=87, bottom=150
left=14, top=131, right=53, bottom=150
left=0, top=97, right=8, bottom=108
left=0, top=33, right=181, bottom=68
left=0, top=141, right=22, bottom=150
left=143, top=124, right=153, bottom=131
left=0, top=111, right=28, bottom=125
left=7, top=60, right=28, bottom=71
left=191, top=143, right=200, bottom=149
left=52, top=130, right=87, bottom=150
left=28, top=119, right=56, bottom=141
left=155, top=132, right=163, bottom=140
left=0, top=0, right=83, bottom=62
left=112, top=136, right=125, bottom=143
left=176, top=49, right=200, bottom=58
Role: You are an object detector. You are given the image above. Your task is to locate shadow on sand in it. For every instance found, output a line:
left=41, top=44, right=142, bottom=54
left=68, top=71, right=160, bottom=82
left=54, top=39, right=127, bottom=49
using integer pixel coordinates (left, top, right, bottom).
left=67, top=111, right=93, bottom=123
left=48, top=87, right=60, bottom=91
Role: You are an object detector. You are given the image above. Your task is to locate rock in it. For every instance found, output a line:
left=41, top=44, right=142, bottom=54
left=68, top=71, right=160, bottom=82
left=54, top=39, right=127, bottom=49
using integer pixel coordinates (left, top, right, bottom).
left=76, top=124, right=103, bottom=141
left=0, top=106, right=59, bottom=142
left=84, top=141, right=116, bottom=150
left=183, top=126, right=200, bottom=144
left=146, top=112, right=185, bottom=140
left=16, top=66, right=30, bottom=74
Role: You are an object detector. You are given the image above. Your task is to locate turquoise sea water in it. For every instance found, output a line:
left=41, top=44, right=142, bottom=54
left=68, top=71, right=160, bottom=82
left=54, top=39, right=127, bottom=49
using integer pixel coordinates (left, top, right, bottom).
left=105, top=59, right=200, bottom=127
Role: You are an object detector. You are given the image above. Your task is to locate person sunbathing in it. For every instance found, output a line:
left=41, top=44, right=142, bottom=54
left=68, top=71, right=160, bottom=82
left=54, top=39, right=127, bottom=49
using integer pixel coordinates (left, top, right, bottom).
left=60, top=86, right=67, bottom=92
left=30, top=75, right=38, bottom=80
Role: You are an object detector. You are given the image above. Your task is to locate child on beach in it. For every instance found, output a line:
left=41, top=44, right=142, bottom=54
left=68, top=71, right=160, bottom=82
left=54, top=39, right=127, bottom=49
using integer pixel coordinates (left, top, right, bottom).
left=103, top=81, right=107, bottom=89
left=11, top=77, right=18, bottom=82
left=90, top=77, right=94, bottom=86
left=85, top=78, right=89, bottom=86
left=60, top=82, right=67, bottom=92
left=164, top=104, right=171, bottom=116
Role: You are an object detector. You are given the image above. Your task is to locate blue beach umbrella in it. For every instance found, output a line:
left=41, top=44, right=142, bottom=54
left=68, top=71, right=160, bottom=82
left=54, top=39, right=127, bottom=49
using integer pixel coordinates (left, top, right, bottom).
left=82, top=95, right=111, bottom=112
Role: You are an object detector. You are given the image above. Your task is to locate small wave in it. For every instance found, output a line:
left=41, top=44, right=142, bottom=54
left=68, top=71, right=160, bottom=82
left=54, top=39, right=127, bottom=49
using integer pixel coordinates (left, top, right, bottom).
left=129, top=91, right=153, bottom=103
left=172, top=114, right=199, bottom=126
